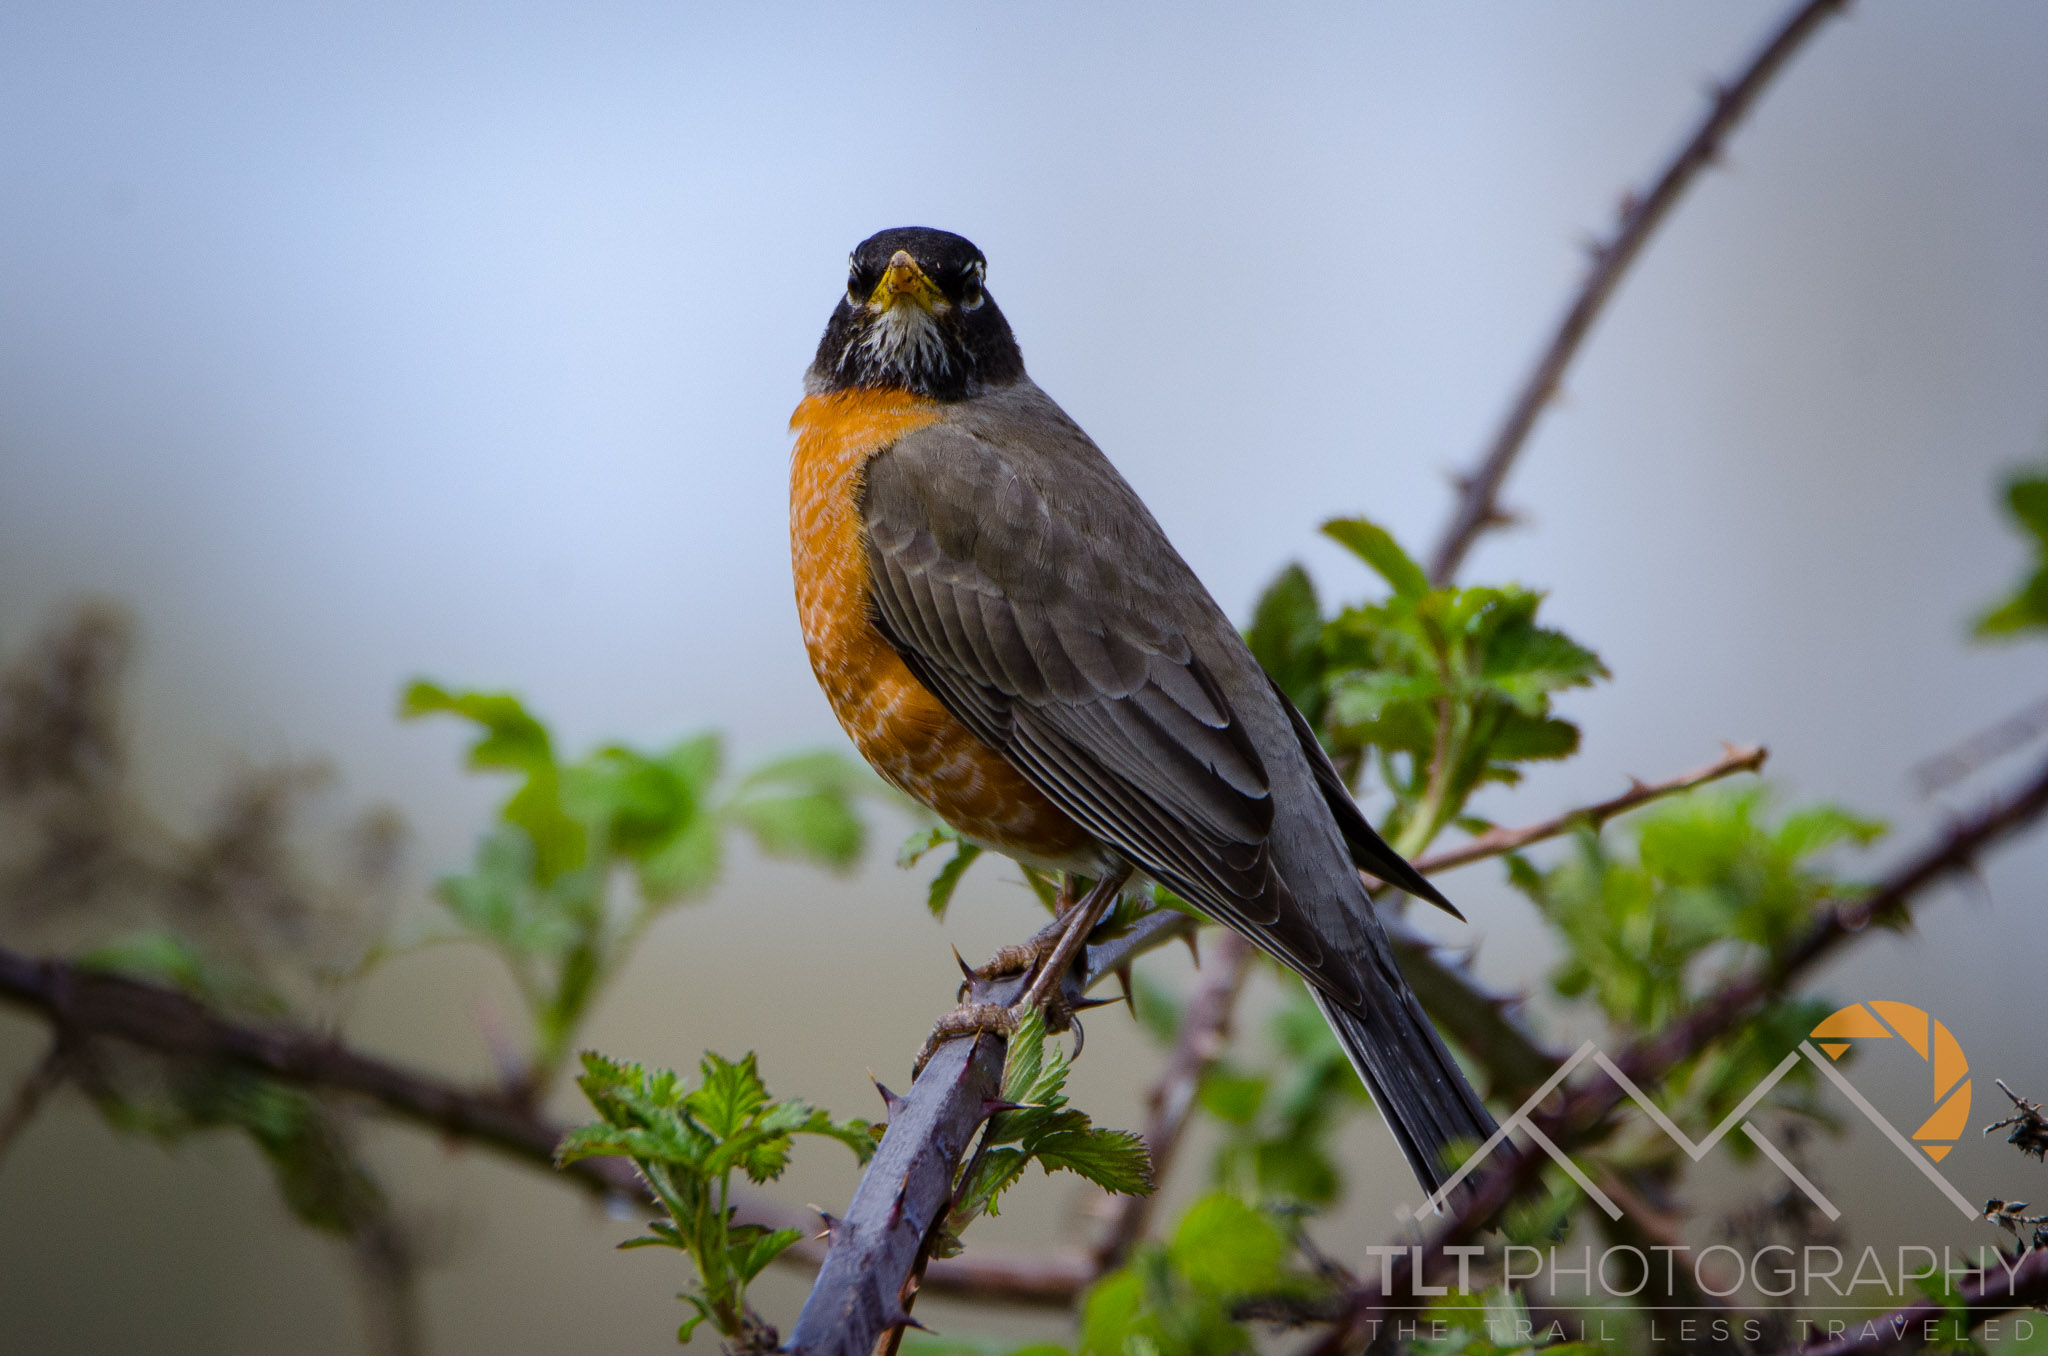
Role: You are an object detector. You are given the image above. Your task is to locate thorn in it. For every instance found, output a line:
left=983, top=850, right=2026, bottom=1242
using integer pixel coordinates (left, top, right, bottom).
left=951, top=945, right=975, bottom=981
left=810, top=1206, right=841, bottom=1241
left=1626, top=776, right=1650, bottom=796
left=1116, top=964, right=1137, bottom=1020
left=979, top=1097, right=1034, bottom=1120
left=1182, top=929, right=1201, bottom=968
left=1070, top=994, right=1120, bottom=1012
left=869, top=1071, right=906, bottom=1118
left=884, top=1309, right=934, bottom=1334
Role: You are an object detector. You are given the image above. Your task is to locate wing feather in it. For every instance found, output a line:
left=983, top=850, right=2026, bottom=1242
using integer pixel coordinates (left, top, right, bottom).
left=862, top=423, right=1281, bottom=923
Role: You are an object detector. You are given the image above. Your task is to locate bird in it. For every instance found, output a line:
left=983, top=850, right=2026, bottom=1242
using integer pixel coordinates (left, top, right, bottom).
left=787, top=226, right=1497, bottom=1199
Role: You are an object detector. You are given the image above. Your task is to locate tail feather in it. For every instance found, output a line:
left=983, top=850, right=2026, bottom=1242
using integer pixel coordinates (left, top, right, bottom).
left=1309, top=984, right=1498, bottom=1206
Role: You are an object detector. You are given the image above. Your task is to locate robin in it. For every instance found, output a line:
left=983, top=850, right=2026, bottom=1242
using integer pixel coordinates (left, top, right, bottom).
left=788, top=226, right=1496, bottom=1197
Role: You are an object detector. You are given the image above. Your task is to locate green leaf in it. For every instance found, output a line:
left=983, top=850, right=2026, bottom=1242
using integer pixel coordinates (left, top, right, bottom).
left=1246, top=563, right=1327, bottom=712
left=1975, top=469, right=2048, bottom=639
left=926, top=840, right=983, bottom=919
left=1195, top=1069, right=1266, bottom=1125
left=1321, top=517, right=1430, bottom=599
left=689, top=1052, right=772, bottom=1140
left=1480, top=622, right=1608, bottom=712
left=401, top=680, right=554, bottom=776
left=1486, top=713, right=1581, bottom=763
left=403, top=680, right=585, bottom=882
left=1169, top=1193, right=1287, bottom=1294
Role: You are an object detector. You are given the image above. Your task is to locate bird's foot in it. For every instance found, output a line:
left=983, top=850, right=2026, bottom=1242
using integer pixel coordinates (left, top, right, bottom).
left=958, top=870, right=1091, bottom=983
left=915, top=865, right=1136, bottom=1078
left=912, top=1002, right=1017, bottom=1077
left=962, top=915, right=1069, bottom=986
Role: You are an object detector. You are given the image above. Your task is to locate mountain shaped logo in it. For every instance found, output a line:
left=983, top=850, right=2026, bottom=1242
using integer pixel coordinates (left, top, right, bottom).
left=1409, top=1000, right=1980, bottom=1223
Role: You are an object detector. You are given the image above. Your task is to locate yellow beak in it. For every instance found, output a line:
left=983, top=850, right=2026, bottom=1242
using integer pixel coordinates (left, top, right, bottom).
left=869, top=250, right=945, bottom=309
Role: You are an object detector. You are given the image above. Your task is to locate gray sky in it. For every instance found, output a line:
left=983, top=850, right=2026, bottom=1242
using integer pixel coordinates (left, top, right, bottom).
left=2, top=3, right=2046, bottom=1351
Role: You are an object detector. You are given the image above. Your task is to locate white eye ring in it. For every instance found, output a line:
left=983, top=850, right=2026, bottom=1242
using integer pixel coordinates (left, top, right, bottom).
left=960, top=260, right=986, bottom=310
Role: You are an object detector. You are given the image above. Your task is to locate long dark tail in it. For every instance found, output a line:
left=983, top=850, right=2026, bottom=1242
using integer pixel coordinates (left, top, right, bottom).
left=1309, top=982, right=1498, bottom=1206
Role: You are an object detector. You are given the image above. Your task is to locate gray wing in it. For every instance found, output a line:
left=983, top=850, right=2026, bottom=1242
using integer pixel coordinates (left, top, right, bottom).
left=859, top=417, right=1297, bottom=941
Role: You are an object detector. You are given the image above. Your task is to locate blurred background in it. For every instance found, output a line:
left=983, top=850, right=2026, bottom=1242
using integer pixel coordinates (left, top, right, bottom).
left=2, top=1, right=2045, bottom=1352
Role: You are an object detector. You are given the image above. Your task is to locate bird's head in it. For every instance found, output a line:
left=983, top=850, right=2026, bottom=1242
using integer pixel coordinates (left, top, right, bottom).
left=806, top=227, right=1025, bottom=401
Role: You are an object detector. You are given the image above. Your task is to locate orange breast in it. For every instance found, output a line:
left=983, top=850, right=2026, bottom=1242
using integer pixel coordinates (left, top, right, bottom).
left=789, top=389, right=1096, bottom=872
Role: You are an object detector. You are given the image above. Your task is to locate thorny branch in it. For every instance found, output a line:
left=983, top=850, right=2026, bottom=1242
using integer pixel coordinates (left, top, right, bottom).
left=0, top=735, right=1777, bottom=1311
left=1406, top=743, right=1767, bottom=877
left=1425, top=0, right=1849, bottom=584
left=1301, top=745, right=2048, bottom=1355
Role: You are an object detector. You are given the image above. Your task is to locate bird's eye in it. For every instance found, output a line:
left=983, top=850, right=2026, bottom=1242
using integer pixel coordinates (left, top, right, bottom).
left=846, top=267, right=865, bottom=306
left=959, top=260, right=985, bottom=311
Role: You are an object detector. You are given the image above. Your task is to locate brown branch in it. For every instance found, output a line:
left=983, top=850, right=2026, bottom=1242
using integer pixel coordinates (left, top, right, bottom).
left=1910, top=692, right=2048, bottom=798
left=1092, top=930, right=1257, bottom=1272
left=0, top=938, right=1105, bottom=1305
left=1785, top=1245, right=2048, bottom=1355
left=1425, top=0, right=1849, bottom=583
left=1410, top=743, right=1767, bottom=875
left=0, top=742, right=1769, bottom=1313
left=1302, top=746, right=2048, bottom=1355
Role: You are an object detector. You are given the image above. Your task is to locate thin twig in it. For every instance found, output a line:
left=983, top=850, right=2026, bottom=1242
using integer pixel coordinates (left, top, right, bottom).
left=1911, top=693, right=2048, bottom=798
left=1425, top=0, right=1850, bottom=583
left=1302, top=746, right=2048, bottom=1355
left=1408, top=743, right=1767, bottom=876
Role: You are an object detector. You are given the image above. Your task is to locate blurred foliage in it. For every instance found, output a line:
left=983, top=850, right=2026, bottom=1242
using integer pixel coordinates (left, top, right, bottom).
left=1974, top=460, right=2048, bottom=638
left=1515, top=789, right=1883, bottom=1030
left=1065, top=1193, right=1322, bottom=1356
left=403, top=680, right=885, bottom=1085
left=1198, top=986, right=1369, bottom=1209
left=559, top=1050, right=876, bottom=1349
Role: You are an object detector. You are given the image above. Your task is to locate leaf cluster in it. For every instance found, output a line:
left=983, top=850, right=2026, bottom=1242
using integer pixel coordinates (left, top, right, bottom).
left=558, top=1050, right=877, bottom=1346
left=1515, top=788, right=1882, bottom=1031
left=404, top=681, right=883, bottom=1082
left=1070, top=1193, right=1323, bottom=1356
left=940, top=1007, right=1152, bottom=1255
left=1249, top=519, right=1606, bottom=856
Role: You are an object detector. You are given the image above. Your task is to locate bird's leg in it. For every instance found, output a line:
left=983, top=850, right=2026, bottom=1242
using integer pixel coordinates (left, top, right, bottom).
left=965, top=870, right=1091, bottom=981
left=914, top=865, right=1133, bottom=1076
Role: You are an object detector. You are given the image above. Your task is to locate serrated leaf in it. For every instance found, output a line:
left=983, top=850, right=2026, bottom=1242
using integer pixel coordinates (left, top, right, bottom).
left=690, top=1052, right=771, bottom=1139
left=1486, top=713, right=1581, bottom=762
left=1034, top=1125, right=1152, bottom=1195
left=733, top=1226, right=805, bottom=1283
left=1321, top=517, right=1430, bottom=599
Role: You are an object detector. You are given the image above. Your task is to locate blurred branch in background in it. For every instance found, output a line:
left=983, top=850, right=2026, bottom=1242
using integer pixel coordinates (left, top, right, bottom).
left=1426, top=0, right=1850, bottom=584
